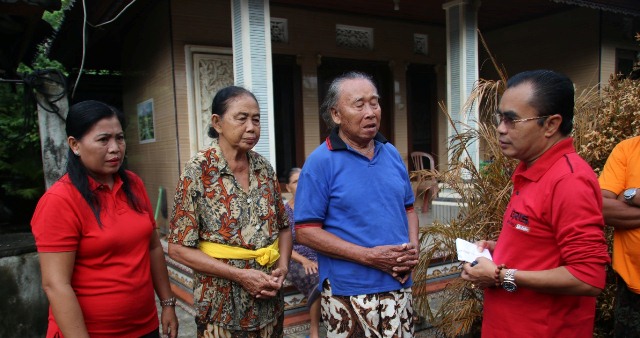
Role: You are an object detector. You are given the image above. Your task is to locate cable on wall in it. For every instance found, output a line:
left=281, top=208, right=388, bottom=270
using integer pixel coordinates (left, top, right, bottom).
left=70, top=0, right=138, bottom=99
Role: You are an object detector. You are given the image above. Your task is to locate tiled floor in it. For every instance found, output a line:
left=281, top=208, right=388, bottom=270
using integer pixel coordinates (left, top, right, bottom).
left=156, top=297, right=325, bottom=337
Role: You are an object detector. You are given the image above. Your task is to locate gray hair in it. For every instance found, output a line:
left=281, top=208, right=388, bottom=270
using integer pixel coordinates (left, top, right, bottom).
left=320, top=71, right=377, bottom=129
left=287, top=167, right=301, bottom=183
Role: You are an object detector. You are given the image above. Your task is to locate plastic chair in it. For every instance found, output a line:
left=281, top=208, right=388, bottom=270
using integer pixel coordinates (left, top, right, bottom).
left=410, top=152, right=439, bottom=213
left=411, top=151, right=435, bottom=172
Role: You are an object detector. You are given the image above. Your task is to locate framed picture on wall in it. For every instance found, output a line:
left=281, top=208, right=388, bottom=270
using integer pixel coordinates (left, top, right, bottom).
left=137, top=98, right=155, bottom=143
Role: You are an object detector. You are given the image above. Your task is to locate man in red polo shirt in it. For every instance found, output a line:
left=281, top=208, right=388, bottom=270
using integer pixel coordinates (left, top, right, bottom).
left=460, top=70, right=610, bottom=337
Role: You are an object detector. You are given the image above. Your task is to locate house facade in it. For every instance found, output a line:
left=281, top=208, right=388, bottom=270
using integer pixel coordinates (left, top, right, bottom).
left=44, top=0, right=640, bottom=329
left=50, top=1, right=639, bottom=231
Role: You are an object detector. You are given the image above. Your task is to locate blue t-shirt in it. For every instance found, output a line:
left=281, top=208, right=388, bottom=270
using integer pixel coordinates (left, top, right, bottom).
left=294, top=127, right=415, bottom=296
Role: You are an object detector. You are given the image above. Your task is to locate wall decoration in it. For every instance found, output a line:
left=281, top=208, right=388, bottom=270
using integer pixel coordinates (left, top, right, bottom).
left=414, top=33, right=428, bottom=55
left=137, top=98, right=155, bottom=143
left=271, top=17, right=288, bottom=43
left=336, top=24, right=373, bottom=50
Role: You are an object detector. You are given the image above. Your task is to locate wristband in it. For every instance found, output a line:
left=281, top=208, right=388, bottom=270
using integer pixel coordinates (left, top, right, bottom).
left=494, top=264, right=506, bottom=287
left=160, top=297, right=177, bottom=307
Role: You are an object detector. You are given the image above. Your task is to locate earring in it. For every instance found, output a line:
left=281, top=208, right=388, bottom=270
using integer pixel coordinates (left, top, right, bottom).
left=74, top=151, right=79, bottom=156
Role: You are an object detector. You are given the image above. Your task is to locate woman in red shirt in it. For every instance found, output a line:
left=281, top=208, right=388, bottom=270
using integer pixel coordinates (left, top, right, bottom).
left=31, top=100, right=178, bottom=338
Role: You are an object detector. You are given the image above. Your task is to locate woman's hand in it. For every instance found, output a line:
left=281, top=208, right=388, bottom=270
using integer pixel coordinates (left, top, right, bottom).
left=237, top=269, right=282, bottom=299
left=160, top=306, right=179, bottom=338
left=258, top=264, right=289, bottom=298
left=270, top=265, right=288, bottom=288
left=291, top=250, right=316, bottom=274
left=300, top=258, right=318, bottom=275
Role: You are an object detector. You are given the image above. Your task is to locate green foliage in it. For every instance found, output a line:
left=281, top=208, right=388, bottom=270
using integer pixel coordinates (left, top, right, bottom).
left=42, top=10, right=64, bottom=31
left=0, top=0, right=72, bottom=229
left=18, top=45, right=66, bottom=75
left=41, top=0, right=72, bottom=30
left=20, top=0, right=70, bottom=75
left=0, top=83, right=44, bottom=226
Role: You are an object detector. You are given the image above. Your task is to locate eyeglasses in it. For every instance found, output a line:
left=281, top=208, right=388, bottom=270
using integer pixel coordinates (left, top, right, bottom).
left=494, top=112, right=552, bottom=128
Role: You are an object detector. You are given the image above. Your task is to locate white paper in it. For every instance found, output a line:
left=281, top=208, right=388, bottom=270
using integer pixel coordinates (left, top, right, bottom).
left=456, top=238, right=493, bottom=263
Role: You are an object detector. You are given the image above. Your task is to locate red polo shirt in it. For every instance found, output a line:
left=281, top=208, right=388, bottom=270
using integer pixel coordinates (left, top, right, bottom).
left=482, top=138, right=610, bottom=338
left=31, top=172, right=159, bottom=337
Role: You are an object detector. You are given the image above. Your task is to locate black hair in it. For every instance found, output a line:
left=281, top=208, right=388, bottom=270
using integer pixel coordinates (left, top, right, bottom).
left=207, top=86, right=259, bottom=138
left=66, top=100, right=143, bottom=226
left=506, top=69, right=574, bottom=135
left=320, top=71, right=377, bottom=129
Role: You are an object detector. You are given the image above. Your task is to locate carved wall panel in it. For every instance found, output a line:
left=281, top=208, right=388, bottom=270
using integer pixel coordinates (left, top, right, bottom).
left=336, top=24, right=373, bottom=50
left=186, top=46, right=234, bottom=154
left=271, top=17, right=288, bottom=43
left=414, top=33, right=428, bottom=55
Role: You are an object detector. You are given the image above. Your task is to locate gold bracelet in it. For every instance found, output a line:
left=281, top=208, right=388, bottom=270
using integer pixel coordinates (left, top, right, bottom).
left=160, top=297, right=177, bottom=307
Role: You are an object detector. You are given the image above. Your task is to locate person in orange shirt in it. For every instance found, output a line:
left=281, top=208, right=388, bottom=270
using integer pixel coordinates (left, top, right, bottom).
left=599, top=135, right=640, bottom=337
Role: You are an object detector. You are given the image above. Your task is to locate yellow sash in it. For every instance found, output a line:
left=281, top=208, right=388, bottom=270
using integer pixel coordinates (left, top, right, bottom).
left=198, top=239, right=280, bottom=267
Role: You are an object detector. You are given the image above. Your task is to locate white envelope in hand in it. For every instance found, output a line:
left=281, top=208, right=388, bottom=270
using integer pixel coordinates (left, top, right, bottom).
left=456, top=238, right=493, bottom=263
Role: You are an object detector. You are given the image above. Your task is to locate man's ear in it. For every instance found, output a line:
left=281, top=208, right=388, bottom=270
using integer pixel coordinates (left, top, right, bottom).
left=330, top=107, right=341, bottom=126
left=211, top=114, right=222, bottom=134
left=544, top=114, right=562, bottom=137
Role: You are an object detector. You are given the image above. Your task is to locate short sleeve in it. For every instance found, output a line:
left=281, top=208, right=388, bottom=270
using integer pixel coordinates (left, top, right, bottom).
left=294, top=161, right=329, bottom=227
left=389, top=143, right=415, bottom=208
left=31, top=192, right=82, bottom=252
left=402, top=164, right=415, bottom=208
left=599, top=142, right=627, bottom=195
left=272, top=174, right=290, bottom=231
left=168, top=162, right=202, bottom=247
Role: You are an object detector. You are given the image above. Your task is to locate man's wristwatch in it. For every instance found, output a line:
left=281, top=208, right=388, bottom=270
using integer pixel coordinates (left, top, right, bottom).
left=502, top=269, right=518, bottom=292
left=623, top=188, right=637, bottom=205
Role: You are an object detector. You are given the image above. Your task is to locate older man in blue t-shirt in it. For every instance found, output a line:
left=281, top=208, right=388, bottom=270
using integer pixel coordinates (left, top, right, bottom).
left=295, top=71, right=419, bottom=337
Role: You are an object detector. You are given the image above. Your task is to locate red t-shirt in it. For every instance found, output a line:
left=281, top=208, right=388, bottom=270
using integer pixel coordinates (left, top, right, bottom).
left=31, top=172, right=159, bottom=337
left=483, top=138, right=610, bottom=338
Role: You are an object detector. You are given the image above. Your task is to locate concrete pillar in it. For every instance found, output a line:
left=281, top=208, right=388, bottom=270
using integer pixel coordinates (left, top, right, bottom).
left=35, top=72, right=69, bottom=188
left=230, top=0, right=276, bottom=167
left=443, top=0, right=480, bottom=169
